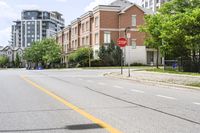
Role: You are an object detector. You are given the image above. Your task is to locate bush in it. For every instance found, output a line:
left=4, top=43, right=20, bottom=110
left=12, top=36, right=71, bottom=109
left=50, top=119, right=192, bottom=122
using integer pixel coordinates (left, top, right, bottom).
left=0, top=56, right=9, bottom=68
left=68, top=47, right=93, bottom=67
left=130, top=63, right=146, bottom=66
left=91, top=59, right=104, bottom=67
left=98, top=41, right=122, bottom=66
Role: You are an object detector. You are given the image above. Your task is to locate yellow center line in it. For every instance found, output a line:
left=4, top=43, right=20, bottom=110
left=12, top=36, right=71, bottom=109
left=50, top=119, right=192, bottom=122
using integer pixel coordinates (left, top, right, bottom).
left=21, top=76, right=122, bottom=133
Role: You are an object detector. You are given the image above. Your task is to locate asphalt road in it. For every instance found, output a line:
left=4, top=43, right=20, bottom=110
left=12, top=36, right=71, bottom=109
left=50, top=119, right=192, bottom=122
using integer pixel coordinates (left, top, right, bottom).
left=0, top=69, right=200, bottom=133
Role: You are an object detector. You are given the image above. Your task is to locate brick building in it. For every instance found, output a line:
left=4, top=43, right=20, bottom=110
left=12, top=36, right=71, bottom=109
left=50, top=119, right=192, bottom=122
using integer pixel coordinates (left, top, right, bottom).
left=56, top=0, right=163, bottom=66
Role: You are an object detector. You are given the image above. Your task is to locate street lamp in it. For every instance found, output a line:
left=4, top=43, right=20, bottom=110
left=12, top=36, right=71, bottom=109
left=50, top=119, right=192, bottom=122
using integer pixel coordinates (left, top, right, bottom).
left=125, top=27, right=132, bottom=77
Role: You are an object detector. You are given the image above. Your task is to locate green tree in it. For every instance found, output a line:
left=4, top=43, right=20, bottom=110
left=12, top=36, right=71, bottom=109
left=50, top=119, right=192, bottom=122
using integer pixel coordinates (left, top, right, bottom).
left=140, top=14, right=163, bottom=68
left=98, top=41, right=122, bottom=66
left=68, top=47, right=93, bottom=67
left=0, top=56, right=9, bottom=68
left=23, top=38, right=62, bottom=68
left=15, top=53, right=20, bottom=68
left=140, top=0, right=200, bottom=68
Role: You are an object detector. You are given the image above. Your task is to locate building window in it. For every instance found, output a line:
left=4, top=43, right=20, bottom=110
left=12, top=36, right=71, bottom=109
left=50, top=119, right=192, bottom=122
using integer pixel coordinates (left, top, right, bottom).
left=86, top=36, right=89, bottom=45
left=75, top=40, right=77, bottom=48
left=95, top=17, right=99, bottom=27
left=145, top=2, right=148, bottom=7
left=7, top=51, right=12, bottom=55
left=131, top=39, right=137, bottom=49
left=75, top=27, right=77, bottom=35
left=104, top=32, right=111, bottom=44
left=82, top=23, right=85, bottom=33
left=72, top=41, right=74, bottom=49
left=82, top=37, right=85, bottom=45
left=132, top=15, right=136, bottom=26
left=95, top=33, right=99, bottom=44
left=86, top=21, right=89, bottom=31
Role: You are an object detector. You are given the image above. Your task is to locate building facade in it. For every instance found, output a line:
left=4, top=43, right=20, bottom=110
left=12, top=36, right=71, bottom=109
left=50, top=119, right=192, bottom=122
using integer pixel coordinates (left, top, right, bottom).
left=141, top=0, right=170, bottom=12
left=0, top=46, right=24, bottom=67
left=11, top=10, right=65, bottom=48
left=56, top=0, right=162, bottom=65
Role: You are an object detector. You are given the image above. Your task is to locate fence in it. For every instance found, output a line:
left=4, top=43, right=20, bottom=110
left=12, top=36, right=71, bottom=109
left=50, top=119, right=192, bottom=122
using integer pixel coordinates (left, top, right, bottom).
left=164, top=56, right=200, bottom=73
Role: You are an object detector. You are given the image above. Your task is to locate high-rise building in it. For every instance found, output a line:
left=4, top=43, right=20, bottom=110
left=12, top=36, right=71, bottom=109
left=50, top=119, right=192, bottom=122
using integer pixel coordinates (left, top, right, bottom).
left=11, top=10, right=65, bottom=48
left=141, top=0, right=170, bottom=12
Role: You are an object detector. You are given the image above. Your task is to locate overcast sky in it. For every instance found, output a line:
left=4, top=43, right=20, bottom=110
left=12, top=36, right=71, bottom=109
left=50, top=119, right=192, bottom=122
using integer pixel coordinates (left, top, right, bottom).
left=0, top=0, right=140, bottom=46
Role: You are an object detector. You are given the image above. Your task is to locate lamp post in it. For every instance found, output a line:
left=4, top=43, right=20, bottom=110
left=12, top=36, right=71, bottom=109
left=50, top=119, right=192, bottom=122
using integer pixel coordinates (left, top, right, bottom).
left=125, top=27, right=131, bottom=77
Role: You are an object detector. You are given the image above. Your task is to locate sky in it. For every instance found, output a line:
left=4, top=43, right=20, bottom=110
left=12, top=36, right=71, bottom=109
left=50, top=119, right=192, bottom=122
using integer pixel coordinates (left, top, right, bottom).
left=0, top=0, right=140, bottom=46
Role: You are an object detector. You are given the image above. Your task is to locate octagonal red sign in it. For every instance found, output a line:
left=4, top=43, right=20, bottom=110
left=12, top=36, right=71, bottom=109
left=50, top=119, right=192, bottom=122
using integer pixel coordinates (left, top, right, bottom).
left=117, top=37, right=128, bottom=47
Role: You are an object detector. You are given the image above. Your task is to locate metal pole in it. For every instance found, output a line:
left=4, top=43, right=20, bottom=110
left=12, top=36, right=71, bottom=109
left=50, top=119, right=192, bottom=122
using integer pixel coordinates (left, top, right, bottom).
left=128, top=38, right=131, bottom=77
left=121, top=47, right=123, bottom=75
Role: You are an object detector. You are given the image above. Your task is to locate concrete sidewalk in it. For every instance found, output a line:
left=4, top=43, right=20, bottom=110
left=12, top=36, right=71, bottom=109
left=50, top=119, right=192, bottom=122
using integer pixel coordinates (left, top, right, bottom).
left=106, top=69, right=200, bottom=90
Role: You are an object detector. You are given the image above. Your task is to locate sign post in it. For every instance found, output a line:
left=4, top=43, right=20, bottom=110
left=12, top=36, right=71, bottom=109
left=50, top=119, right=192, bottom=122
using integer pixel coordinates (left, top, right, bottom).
left=117, top=37, right=128, bottom=75
left=126, top=33, right=131, bottom=77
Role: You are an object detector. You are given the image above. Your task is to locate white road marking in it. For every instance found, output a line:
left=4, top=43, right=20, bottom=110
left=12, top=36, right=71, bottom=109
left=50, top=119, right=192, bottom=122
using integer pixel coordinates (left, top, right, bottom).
left=156, top=95, right=176, bottom=100
left=131, top=89, right=145, bottom=93
left=193, top=102, right=200, bottom=105
left=78, top=78, right=83, bottom=81
left=86, top=80, right=93, bottom=83
left=98, top=82, right=106, bottom=86
left=113, top=85, right=124, bottom=89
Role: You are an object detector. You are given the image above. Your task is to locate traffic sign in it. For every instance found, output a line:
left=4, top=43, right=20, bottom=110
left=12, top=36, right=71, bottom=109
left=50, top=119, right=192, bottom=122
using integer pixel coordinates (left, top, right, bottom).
left=127, top=33, right=131, bottom=39
left=117, top=37, right=128, bottom=47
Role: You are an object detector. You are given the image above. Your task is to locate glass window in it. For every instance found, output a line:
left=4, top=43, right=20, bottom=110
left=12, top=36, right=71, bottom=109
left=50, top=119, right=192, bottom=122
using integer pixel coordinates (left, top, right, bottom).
left=132, top=15, right=136, bottom=26
left=95, top=33, right=99, bottom=44
left=75, top=27, right=77, bottom=35
left=82, top=37, right=85, bottom=45
left=86, top=21, right=89, bottom=31
left=145, top=2, right=148, bottom=7
left=82, top=23, right=85, bottom=33
left=86, top=36, right=89, bottom=44
left=104, top=32, right=111, bottom=43
left=131, top=39, right=137, bottom=49
left=95, top=17, right=99, bottom=27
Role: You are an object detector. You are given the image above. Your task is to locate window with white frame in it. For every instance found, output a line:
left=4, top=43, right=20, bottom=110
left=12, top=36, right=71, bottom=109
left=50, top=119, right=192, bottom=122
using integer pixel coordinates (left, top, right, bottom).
left=86, top=36, right=89, bottom=45
left=104, top=32, right=111, bottom=44
left=131, top=39, right=137, bottom=49
left=75, top=40, right=77, bottom=48
left=86, top=21, right=89, bottom=31
left=72, top=41, right=74, bottom=49
left=82, top=37, right=85, bottom=45
left=75, top=27, right=77, bottom=35
left=95, top=33, right=99, bottom=44
left=132, top=15, right=136, bottom=26
left=95, top=17, right=99, bottom=27
left=82, top=23, right=85, bottom=33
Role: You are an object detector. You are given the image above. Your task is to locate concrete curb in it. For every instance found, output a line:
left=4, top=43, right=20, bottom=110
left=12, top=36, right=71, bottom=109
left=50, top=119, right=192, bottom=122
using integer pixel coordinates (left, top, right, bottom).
left=137, top=70, right=200, bottom=78
left=104, top=72, right=200, bottom=91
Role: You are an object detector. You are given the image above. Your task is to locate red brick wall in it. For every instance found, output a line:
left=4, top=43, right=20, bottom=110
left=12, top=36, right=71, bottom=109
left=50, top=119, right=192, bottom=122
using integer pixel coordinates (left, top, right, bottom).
left=119, top=5, right=145, bottom=28
left=100, top=11, right=119, bottom=28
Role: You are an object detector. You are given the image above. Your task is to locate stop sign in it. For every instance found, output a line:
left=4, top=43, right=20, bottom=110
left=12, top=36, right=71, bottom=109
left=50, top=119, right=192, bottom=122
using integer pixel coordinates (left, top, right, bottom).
left=117, top=37, right=128, bottom=47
